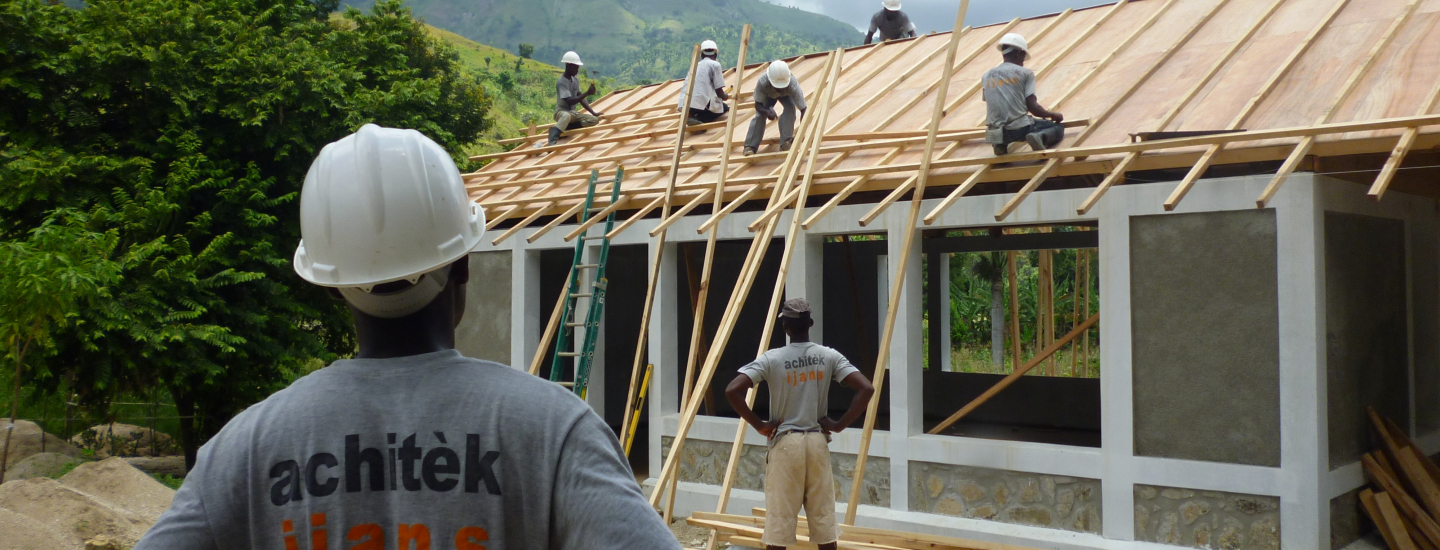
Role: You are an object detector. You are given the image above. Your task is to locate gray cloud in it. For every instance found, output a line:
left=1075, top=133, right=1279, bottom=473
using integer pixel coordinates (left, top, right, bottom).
left=763, top=0, right=1105, bottom=34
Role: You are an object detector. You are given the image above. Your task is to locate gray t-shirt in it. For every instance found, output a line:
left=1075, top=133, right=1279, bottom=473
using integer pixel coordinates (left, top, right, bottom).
left=869, top=10, right=916, bottom=41
left=556, top=74, right=581, bottom=112
left=753, top=73, right=807, bottom=112
left=982, top=62, right=1037, bottom=130
left=134, top=350, right=676, bottom=550
left=739, top=342, right=859, bottom=444
left=679, top=57, right=728, bottom=113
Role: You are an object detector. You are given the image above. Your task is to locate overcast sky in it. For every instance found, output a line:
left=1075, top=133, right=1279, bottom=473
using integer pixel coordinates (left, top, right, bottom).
left=762, top=0, right=1107, bottom=34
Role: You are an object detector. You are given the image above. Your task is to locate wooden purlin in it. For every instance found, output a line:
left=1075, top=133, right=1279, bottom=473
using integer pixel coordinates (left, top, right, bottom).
left=1077, top=0, right=1288, bottom=214
left=846, top=0, right=971, bottom=526
left=1164, top=0, right=1353, bottom=210
left=647, top=52, right=838, bottom=512
left=989, top=0, right=1190, bottom=222
left=1371, top=76, right=1440, bottom=200
left=1256, top=0, right=1424, bottom=207
left=702, top=49, right=845, bottom=547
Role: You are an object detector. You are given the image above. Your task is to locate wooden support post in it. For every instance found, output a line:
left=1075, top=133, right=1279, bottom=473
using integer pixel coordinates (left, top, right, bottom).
left=1378, top=492, right=1423, bottom=550
left=1070, top=251, right=1080, bottom=376
left=1362, top=489, right=1404, bottom=550
left=1364, top=453, right=1440, bottom=546
left=1081, top=248, right=1092, bottom=376
left=1166, top=0, right=1352, bottom=211
left=649, top=51, right=836, bottom=513
left=845, top=0, right=970, bottom=525
left=1008, top=248, right=1020, bottom=371
left=529, top=288, right=569, bottom=376
left=929, top=313, right=1099, bottom=434
left=1257, top=0, right=1422, bottom=207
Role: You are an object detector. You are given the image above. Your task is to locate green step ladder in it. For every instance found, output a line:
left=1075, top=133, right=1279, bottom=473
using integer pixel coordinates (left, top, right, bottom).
left=549, top=167, right=623, bottom=398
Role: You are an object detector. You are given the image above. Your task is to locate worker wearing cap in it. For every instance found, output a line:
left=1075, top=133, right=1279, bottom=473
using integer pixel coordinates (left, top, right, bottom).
left=743, top=60, right=806, bottom=156
left=865, top=0, right=916, bottom=44
left=547, top=51, right=604, bottom=147
left=725, top=298, right=876, bottom=550
left=678, top=40, right=732, bottom=126
left=982, top=33, right=1065, bottom=156
left=135, top=125, right=677, bottom=550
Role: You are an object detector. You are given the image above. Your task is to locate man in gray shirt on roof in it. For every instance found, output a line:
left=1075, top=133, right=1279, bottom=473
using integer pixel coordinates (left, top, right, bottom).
left=983, top=33, right=1065, bottom=156
left=545, top=51, right=604, bottom=147
left=725, top=298, right=875, bottom=550
left=134, top=125, right=676, bottom=550
left=865, top=0, right=917, bottom=44
left=744, top=60, right=806, bottom=156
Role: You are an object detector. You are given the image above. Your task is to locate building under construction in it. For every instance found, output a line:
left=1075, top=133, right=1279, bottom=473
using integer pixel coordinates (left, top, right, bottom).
left=454, top=0, right=1440, bottom=547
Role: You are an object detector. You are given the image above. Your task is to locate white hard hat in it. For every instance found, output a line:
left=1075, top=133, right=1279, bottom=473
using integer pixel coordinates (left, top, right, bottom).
left=561, top=51, right=583, bottom=66
left=997, top=33, right=1030, bottom=60
left=767, top=60, right=792, bottom=88
left=294, top=124, right=484, bottom=317
left=701, top=40, right=718, bottom=53
left=883, top=0, right=901, bottom=10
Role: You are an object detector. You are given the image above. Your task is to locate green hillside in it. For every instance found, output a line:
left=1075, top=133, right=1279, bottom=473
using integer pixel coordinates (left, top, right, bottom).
left=350, top=0, right=862, bottom=84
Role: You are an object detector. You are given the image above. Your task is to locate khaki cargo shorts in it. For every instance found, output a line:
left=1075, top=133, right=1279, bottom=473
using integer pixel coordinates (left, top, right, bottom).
left=763, top=431, right=839, bottom=546
left=554, top=109, right=599, bottom=131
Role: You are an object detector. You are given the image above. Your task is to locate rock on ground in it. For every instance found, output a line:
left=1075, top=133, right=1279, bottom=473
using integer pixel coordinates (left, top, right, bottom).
left=125, top=455, right=187, bottom=478
left=70, top=423, right=174, bottom=458
left=3, top=451, right=84, bottom=483
left=59, top=457, right=176, bottom=522
left=2, top=419, right=83, bottom=465
left=0, top=506, right=82, bottom=550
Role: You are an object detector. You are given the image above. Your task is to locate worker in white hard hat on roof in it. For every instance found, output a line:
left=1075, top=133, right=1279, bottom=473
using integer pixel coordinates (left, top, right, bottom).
left=865, top=0, right=916, bottom=44
left=982, top=33, right=1065, bottom=157
left=678, top=40, right=732, bottom=126
left=545, top=51, right=604, bottom=147
left=743, top=60, right=806, bottom=156
left=135, top=124, right=678, bottom=550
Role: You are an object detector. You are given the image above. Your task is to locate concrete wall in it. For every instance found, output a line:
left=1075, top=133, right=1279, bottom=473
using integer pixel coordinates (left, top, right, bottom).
left=1329, top=489, right=1364, bottom=550
left=660, top=437, right=890, bottom=507
left=456, top=251, right=512, bottom=364
left=910, top=462, right=1102, bottom=534
left=1323, top=212, right=1409, bottom=469
left=1129, top=210, right=1281, bottom=467
left=1133, top=485, right=1279, bottom=550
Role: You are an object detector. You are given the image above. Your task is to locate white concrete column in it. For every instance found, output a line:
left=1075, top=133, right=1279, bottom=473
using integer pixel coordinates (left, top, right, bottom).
left=648, top=240, right=681, bottom=476
left=1098, top=204, right=1136, bottom=540
left=886, top=211, right=924, bottom=512
left=787, top=229, right=826, bottom=341
left=511, top=244, right=541, bottom=371
left=1275, top=178, right=1326, bottom=550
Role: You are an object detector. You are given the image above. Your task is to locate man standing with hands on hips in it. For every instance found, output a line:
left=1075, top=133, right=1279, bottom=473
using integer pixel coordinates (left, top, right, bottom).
left=725, top=298, right=875, bottom=550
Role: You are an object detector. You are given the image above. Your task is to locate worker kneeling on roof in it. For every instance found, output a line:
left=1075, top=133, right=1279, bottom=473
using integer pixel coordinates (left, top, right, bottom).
left=983, top=33, right=1066, bottom=156
left=865, top=0, right=916, bottom=44
left=545, top=51, right=604, bottom=147
left=135, top=125, right=676, bottom=550
left=743, top=60, right=806, bottom=157
left=679, top=40, right=732, bottom=126
left=726, top=299, right=876, bottom=550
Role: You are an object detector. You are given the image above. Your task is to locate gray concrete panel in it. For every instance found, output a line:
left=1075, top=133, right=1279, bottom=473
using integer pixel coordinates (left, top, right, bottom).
left=456, top=251, right=512, bottom=364
left=1130, top=210, right=1281, bottom=467
left=1411, top=214, right=1440, bottom=435
left=1325, top=212, right=1409, bottom=469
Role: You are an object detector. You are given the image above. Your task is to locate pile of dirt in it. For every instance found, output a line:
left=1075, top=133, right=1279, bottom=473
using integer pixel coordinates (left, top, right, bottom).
left=60, top=457, right=175, bottom=521
left=3, top=452, right=84, bottom=483
left=0, top=457, right=176, bottom=549
left=2, top=419, right=83, bottom=464
left=671, top=517, right=711, bottom=549
left=70, top=423, right=174, bottom=458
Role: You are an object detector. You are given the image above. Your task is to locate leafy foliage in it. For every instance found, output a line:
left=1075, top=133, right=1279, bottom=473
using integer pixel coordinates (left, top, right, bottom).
left=1, top=0, right=491, bottom=467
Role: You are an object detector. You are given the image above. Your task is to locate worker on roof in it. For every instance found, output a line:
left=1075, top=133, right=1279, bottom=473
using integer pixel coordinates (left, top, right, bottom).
left=135, top=125, right=677, bottom=550
left=743, top=60, right=806, bottom=157
left=678, top=40, right=732, bottom=126
left=725, top=298, right=875, bottom=550
left=983, top=33, right=1065, bottom=156
left=864, top=0, right=917, bottom=44
left=545, top=51, right=604, bottom=147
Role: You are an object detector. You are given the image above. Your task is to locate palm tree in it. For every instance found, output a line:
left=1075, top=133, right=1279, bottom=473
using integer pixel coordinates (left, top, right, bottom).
left=970, top=252, right=1007, bottom=368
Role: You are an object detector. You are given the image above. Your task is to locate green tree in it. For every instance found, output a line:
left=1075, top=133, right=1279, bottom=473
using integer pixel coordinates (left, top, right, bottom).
left=1, top=212, right=121, bottom=475
left=1, top=0, right=491, bottom=468
left=517, top=42, right=534, bottom=59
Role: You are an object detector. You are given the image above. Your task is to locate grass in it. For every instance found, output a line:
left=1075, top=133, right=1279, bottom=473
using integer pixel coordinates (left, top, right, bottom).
left=942, top=344, right=1100, bottom=378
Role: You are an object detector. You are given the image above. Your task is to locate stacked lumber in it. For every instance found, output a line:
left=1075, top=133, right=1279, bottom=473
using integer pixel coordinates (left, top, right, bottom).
left=1360, top=406, right=1440, bottom=550
left=685, top=510, right=1036, bottom=550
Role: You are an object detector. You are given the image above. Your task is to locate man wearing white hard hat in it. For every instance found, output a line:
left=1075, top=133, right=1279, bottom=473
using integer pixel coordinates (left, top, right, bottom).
left=678, top=40, right=732, bottom=126
left=546, top=51, right=604, bottom=147
left=743, top=59, right=807, bottom=156
left=135, top=125, right=677, bottom=550
left=864, top=0, right=916, bottom=44
left=982, top=33, right=1066, bottom=156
